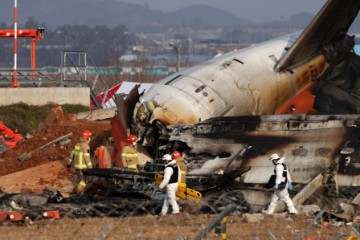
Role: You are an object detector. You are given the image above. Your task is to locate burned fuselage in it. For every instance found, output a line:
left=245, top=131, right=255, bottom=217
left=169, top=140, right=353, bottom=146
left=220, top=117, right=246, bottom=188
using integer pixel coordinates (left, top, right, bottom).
left=132, top=35, right=328, bottom=141
left=162, top=114, right=360, bottom=188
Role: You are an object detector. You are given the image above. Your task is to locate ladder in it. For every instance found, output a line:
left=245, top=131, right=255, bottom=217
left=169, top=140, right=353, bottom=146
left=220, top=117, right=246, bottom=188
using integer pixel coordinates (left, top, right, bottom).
left=59, top=50, right=113, bottom=109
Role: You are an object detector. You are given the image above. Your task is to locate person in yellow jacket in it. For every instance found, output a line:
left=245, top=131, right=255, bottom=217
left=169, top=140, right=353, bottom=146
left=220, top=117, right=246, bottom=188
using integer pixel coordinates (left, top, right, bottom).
left=121, top=135, right=139, bottom=172
left=68, top=130, right=93, bottom=195
left=172, top=151, right=187, bottom=184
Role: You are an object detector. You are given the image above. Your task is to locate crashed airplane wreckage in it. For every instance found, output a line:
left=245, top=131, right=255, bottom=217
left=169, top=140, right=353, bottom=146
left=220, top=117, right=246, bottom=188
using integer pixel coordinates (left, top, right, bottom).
left=82, top=0, right=360, bottom=214
left=3, top=0, right=360, bottom=223
left=84, top=114, right=360, bottom=213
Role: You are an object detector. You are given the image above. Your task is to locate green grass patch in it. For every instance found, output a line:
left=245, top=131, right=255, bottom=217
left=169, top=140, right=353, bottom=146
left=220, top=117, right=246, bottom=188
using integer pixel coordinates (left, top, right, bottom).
left=0, top=103, right=90, bottom=133
left=61, top=104, right=90, bottom=114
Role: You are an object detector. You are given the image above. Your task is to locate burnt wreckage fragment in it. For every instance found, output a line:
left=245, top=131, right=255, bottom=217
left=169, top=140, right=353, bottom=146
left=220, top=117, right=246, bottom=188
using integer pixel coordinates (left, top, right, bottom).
left=314, top=34, right=360, bottom=113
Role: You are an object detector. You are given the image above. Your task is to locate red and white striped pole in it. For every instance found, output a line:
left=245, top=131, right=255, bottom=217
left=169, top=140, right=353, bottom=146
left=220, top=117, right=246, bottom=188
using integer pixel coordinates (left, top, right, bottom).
left=12, top=0, right=19, bottom=87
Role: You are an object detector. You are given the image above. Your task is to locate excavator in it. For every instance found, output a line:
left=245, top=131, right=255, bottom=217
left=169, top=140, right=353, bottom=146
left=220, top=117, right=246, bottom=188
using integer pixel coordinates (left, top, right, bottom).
left=0, top=121, right=23, bottom=153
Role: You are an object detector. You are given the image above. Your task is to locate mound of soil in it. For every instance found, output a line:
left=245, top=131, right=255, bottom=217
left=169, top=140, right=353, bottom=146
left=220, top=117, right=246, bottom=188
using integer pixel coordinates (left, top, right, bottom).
left=0, top=106, right=112, bottom=195
left=0, top=110, right=112, bottom=177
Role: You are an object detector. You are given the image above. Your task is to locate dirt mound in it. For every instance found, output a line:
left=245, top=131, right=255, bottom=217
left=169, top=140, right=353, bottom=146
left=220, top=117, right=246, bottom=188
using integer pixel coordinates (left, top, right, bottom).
left=0, top=115, right=112, bottom=177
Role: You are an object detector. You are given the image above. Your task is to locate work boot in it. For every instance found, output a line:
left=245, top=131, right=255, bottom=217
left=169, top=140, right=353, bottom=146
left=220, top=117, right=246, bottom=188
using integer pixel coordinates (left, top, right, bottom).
left=261, top=209, right=273, bottom=215
left=263, top=202, right=277, bottom=215
left=288, top=207, right=298, bottom=215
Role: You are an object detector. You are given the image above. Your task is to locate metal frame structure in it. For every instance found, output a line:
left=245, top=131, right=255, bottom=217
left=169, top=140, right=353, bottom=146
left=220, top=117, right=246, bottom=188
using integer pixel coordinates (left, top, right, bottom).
left=60, top=50, right=113, bottom=109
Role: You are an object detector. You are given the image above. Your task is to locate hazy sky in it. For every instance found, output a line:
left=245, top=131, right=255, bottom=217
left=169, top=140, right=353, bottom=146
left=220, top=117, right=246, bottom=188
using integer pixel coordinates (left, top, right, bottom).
left=117, top=0, right=328, bottom=22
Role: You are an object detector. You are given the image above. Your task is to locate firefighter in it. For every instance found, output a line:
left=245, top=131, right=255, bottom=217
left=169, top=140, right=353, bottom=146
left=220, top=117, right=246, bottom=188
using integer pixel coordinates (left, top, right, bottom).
left=263, top=153, right=298, bottom=215
left=121, top=135, right=139, bottom=172
left=158, top=154, right=181, bottom=216
left=68, top=130, right=93, bottom=195
left=172, top=151, right=187, bottom=184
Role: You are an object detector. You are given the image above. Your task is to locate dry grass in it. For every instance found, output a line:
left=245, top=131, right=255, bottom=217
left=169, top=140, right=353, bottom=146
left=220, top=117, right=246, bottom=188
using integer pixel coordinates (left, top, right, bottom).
left=0, top=213, right=353, bottom=240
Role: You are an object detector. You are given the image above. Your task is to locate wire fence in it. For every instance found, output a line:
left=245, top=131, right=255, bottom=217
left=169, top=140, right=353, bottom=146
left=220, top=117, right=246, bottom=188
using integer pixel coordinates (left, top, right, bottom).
left=0, top=189, right=359, bottom=240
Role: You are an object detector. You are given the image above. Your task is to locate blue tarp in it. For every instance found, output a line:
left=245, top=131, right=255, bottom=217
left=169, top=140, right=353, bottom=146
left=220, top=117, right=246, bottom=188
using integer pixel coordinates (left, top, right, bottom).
left=354, top=45, right=360, bottom=55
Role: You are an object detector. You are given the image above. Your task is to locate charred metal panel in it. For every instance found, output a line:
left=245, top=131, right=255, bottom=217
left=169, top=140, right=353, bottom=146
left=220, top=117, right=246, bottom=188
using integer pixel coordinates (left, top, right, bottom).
left=166, top=114, right=360, bottom=184
left=291, top=146, right=309, bottom=157
left=314, top=51, right=360, bottom=114
left=315, top=148, right=332, bottom=157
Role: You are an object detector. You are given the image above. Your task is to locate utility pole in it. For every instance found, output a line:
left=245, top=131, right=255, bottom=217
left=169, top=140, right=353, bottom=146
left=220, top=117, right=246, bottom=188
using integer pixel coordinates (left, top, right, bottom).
left=169, top=42, right=180, bottom=72
left=13, top=0, right=19, bottom=87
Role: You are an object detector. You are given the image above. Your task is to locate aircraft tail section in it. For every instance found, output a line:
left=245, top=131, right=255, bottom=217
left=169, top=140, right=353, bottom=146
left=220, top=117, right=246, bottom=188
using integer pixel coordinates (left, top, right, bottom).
left=275, top=0, right=360, bottom=72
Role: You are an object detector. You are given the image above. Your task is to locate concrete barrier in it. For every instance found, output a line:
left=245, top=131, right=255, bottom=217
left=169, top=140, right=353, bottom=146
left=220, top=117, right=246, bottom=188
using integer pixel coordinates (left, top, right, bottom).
left=0, top=87, right=90, bottom=106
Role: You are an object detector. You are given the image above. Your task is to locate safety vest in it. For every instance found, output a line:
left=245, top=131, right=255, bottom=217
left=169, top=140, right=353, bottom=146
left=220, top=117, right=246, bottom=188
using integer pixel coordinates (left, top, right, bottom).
left=274, top=163, right=288, bottom=179
left=274, top=163, right=288, bottom=189
left=121, top=144, right=139, bottom=170
left=169, top=164, right=179, bottom=184
left=95, top=145, right=115, bottom=168
left=68, top=140, right=93, bottom=169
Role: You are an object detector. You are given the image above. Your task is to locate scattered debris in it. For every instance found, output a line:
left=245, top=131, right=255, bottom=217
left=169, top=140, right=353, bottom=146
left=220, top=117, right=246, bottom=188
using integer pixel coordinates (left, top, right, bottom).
left=59, top=138, right=71, bottom=145
left=297, top=205, right=321, bottom=216
left=18, top=132, right=73, bottom=161
left=243, top=213, right=264, bottom=223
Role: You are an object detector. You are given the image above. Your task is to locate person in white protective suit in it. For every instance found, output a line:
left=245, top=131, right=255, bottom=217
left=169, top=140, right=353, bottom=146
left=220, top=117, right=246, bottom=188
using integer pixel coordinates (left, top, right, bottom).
left=158, top=154, right=181, bottom=216
left=263, top=153, right=298, bottom=215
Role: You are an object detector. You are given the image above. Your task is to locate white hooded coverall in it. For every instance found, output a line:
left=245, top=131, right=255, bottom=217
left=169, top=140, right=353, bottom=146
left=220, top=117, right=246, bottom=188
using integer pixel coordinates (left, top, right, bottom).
left=159, top=160, right=181, bottom=215
left=265, top=157, right=298, bottom=214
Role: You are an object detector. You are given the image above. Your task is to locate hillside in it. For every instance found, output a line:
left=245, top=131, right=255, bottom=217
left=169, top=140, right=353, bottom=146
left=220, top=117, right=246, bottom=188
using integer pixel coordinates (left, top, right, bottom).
left=0, top=0, right=317, bottom=32
left=0, top=0, right=252, bottom=31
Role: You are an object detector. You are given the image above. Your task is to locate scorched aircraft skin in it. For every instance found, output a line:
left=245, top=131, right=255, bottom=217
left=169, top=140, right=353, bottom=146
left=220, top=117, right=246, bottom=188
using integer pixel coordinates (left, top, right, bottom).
left=163, top=114, right=360, bottom=187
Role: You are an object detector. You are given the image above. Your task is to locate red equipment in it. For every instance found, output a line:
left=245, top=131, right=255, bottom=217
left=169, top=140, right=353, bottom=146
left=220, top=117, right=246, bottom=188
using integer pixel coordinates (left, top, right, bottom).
left=0, top=121, right=22, bottom=148
left=0, top=209, right=60, bottom=222
left=0, top=28, right=45, bottom=80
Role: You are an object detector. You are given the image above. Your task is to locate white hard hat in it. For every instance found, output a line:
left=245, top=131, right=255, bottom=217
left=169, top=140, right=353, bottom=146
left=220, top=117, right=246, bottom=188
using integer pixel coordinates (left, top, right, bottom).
left=162, top=154, right=172, bottom=161
left=269, top=153, right=280, bottom=161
